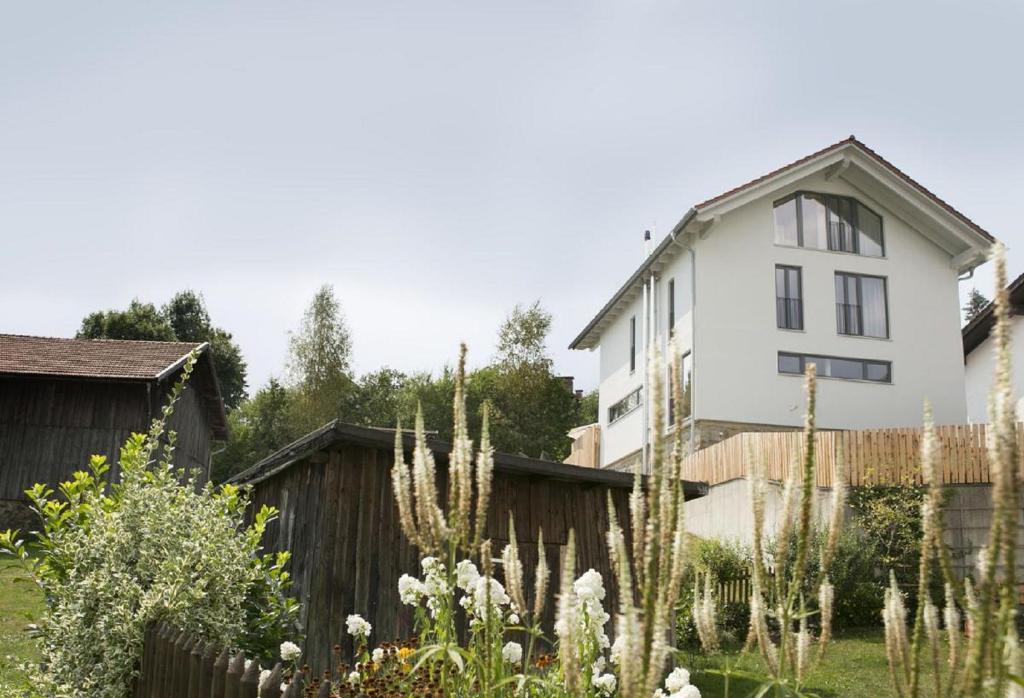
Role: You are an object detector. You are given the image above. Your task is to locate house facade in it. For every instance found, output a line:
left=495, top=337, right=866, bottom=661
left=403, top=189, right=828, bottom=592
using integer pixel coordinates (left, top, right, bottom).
left=0, top=334, right=228, bottom=529
left=963, top=273, right=1024, bottom=423
left=570, top=137, right=996, bottom=471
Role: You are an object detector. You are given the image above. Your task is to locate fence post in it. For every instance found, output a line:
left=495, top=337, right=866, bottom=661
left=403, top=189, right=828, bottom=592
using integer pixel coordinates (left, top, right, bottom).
left=189, top=639, right=205, bottom=697
left=315, top=675, right=332, bottom=698
left=225, top=651, right=246, bottom=698
left=173, top=630, right=191, bottom=698
left=212, top=647, right=230, bottom=698
left=259, top=663, right=282, bottom=698
left=153, top=624, right=172, bottom=698
left=200, top=641, right=218, bottom=697
left=282, top=668, right=304, bottom=698
left=239, top=655, right=262, bottom=698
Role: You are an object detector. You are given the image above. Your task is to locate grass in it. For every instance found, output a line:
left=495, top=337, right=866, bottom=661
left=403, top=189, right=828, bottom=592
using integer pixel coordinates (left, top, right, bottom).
left=685, top=627, right=901, bottom=698
left=0, top=556, right=43, bottom=692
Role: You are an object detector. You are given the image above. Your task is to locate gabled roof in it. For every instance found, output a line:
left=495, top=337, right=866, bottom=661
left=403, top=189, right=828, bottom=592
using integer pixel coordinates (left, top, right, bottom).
left=962, top=273, right=1024, bottom=357
left=0, top=334, right=228, bottom=438
left=570, top=137, right=998, bottom=350
left=227, top=419, right=709, bottom=499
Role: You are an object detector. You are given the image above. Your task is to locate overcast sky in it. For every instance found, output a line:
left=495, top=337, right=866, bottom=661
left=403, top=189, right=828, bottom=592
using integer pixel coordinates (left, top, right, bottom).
left=2, top=1, right=1021, bottom=395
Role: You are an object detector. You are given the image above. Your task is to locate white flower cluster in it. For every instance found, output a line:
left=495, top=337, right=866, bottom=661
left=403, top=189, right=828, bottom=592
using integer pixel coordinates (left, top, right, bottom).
left=397, top=557, right=453, bottom=618
left=571, top=568, right=611, bottom=650
left=653, top=667, right=700, bottom=698
left=279, top=641, right=302, bottom=662
left=346, top=614, right=372, bottom=639
left=501, top=640, right=523, bottom=664
left=591, top=671, right=617, bottom=694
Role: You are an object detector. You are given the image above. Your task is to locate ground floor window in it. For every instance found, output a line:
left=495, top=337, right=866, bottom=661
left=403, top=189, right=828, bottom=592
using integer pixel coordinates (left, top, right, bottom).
left=777, top=351, right=891, bottom=383
left=608, top=386, right=642, bottom=423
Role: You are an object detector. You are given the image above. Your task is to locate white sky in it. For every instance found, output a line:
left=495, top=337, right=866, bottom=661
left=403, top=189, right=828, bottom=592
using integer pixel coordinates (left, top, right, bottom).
left=1, top=1, right=1021, bottom=394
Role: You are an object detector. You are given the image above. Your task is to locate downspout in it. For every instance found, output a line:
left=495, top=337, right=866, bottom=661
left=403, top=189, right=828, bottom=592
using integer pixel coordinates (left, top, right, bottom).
left=641, top=230, right=653, bottom=475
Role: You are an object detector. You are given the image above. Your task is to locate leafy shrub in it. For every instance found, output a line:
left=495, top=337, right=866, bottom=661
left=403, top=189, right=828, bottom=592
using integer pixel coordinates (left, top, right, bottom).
left=0, top=354, right=299, bottom=698
left=676, top=537, right=752, bottom=648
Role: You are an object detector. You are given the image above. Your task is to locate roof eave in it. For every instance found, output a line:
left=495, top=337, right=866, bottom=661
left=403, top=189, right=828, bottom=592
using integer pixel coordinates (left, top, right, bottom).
left=569, top=207, right=699, bottom=350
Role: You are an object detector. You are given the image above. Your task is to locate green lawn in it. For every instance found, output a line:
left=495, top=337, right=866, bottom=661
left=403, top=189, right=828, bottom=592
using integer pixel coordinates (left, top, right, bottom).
left=0, top=556, right=43, bottom=692
left=685, top=628, right=899, bottom=698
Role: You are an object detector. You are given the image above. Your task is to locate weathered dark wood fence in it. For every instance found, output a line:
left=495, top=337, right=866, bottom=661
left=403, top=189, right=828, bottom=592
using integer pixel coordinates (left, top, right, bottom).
left=135, top=623, right=332, bottom=698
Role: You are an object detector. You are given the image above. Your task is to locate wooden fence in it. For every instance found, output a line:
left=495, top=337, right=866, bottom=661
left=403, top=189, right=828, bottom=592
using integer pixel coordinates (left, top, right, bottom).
left=681, top=423, right=1024, bottom=488
left=135, top=623, right=331, bottom=698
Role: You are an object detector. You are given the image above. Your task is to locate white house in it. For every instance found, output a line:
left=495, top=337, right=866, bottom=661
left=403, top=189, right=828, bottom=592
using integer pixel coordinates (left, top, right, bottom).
left=570, top=137, right=996, bottom=471
left=963, top=273, right=1024, bottom=423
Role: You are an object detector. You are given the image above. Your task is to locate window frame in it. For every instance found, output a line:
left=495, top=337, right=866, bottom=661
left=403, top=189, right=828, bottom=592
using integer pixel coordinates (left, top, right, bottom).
left=834, top=271, right=890, bottom=339
left=777, top=351, right=892, bottom=384
left=668, top=278, right=675, bottom=333
left=629, top=315, right=637, bottom=373
left=775, top=264, right=804, bottom=331
left=773, top=191, right=885, bottom=257
left=608, top=386, right=642, bottom=424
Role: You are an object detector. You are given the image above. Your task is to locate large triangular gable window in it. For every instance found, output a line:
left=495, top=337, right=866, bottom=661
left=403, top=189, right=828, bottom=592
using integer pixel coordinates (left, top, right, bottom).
left=773, top=192, right=884, bottom=257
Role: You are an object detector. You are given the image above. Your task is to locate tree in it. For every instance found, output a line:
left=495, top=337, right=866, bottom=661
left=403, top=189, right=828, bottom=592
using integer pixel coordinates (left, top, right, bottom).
left=164, top=291, right=248, bottom=409
left=77, top=300, right=176, bottom=341
left=495, top=301, right=552, bottom=370
left=352, top=367, right=408, bottom=428
left=285, top=285, right=356, bottom=433
left=77, top=291, right=249, bottom=410
left=963, top=287, right=990, bottom=323
left=575, top=389, right=598, bottom=426
left=212, top=378, right=294, bottom=482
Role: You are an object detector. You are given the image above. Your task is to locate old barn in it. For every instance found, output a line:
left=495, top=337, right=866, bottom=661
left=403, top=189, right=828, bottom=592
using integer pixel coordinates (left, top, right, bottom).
left=0, top=334, right=228, bottom=529
left=230, top=421, right=707, bottom=669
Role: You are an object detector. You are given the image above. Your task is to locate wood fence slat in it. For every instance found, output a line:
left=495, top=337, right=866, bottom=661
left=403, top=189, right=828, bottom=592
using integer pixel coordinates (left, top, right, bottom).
left=226, top=651, right=246, bottom=698
left=212, top=647, right=230, bottom=698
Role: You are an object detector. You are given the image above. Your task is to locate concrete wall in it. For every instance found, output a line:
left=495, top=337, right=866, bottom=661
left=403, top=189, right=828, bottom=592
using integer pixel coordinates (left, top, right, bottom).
left=964, top=316, right=1024, bottom=424
left=685, top=478, right=1023, bottom=582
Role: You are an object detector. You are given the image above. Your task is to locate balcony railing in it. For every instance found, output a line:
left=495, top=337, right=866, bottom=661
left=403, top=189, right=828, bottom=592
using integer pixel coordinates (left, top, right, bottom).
left=776, top=297, right=803, bottom=330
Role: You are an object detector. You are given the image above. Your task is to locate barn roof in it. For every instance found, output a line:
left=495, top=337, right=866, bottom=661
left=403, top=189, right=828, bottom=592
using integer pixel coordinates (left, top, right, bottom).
left=228, top=419, right=709, bottom=499
left=0, top=334, right=228, bottom=438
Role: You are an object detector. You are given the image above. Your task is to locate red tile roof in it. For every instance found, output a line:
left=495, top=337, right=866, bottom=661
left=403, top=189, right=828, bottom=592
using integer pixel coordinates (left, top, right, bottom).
left=695, top=136, right=995, bottom=243
left=0, top=334, right=204, bottom=380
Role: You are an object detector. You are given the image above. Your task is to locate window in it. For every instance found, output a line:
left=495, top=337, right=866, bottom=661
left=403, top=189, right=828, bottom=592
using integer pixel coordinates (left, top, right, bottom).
left=773, top=193, right=884, bottom=257
left=667, top=350, right=693, bottom=424
left=835, top=272, right=889, bottom=338
left=775, top=265, right=803, bottom=330
left=668, top=278, right=675, bottom=333
left=609, top=387, right=642, bottom=423
left=778, top=352, right=891, bottom=383
left=629, top=316, right=637, bottom=372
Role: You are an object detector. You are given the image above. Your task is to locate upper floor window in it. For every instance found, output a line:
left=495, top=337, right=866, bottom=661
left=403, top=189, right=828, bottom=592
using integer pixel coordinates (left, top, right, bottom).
left=774, top=192, right=884, bottom=257
left=629, top=315, right=637, bottom=373
left=667, top=278, right=676, bottom=333
left=835, top=272, right=889, bottom=338
left=667, top=350, right=692, bottom=424
left=775, top=265, right=803, bottom=330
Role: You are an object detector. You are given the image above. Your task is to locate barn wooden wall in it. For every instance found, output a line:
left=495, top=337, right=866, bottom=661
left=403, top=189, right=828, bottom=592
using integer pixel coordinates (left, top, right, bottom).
left=247, top=442, right=634, bottom=671
left=0, top=375, right=213, bottom=528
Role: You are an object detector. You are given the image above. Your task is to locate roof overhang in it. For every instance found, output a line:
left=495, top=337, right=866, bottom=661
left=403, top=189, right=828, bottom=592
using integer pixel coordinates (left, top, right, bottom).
left=569, top=138, right=997, bottom=351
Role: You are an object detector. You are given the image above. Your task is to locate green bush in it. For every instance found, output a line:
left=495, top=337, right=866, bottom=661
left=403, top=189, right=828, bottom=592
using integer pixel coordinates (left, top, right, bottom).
left=0, top=354, right=300, bottom=698
left=675, top=537, right=752, bottom=648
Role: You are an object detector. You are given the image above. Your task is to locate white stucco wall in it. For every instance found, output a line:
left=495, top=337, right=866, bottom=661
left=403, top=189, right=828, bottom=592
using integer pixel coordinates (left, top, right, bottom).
left=598, top=252, right=694, bottom=467
left=592, top=170, right=971, bottom=466
left=964, top=316, right=1024, bottom=423
left=693, top=172, right=967, bottom=430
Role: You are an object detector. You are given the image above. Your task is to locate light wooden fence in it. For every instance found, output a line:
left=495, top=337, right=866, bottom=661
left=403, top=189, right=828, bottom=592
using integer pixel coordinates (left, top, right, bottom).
left=681, top=423, right=1024, bottom=488
left=135, top=623, right=328, bottom=698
